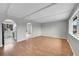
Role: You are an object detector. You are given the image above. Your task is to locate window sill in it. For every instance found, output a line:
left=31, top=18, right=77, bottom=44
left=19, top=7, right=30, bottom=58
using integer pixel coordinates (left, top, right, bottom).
left=69, top=33, right=79, bottom=40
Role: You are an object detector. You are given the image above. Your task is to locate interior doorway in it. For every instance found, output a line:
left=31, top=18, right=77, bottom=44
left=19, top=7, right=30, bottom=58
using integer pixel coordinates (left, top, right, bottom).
left=26, top=23, right=32, bottom=39
left=2, top=19, right=17, bottom=46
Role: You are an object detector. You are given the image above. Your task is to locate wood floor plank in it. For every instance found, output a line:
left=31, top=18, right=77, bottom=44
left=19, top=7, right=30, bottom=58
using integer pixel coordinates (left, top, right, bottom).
left=0, top=36, right=73, bottom=56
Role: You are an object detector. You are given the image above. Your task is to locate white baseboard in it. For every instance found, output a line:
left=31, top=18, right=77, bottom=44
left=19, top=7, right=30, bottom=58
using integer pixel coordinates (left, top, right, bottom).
left=67, top=39, right=76, bottom=56
left=0, top=44, right=3, bottom=47
left=17, top=35, right=42, bottom=42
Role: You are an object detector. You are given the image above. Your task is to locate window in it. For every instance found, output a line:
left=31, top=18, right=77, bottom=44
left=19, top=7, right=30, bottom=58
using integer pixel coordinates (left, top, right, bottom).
left=69, top=9, right=79, bottom=40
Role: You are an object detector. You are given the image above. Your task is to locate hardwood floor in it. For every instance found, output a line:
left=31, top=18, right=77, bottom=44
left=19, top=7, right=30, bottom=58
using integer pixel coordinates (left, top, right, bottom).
left=0, top=36, right=73, bottom=56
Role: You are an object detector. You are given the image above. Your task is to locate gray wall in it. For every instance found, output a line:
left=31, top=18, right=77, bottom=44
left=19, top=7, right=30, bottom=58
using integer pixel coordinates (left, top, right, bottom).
left=32, top=22, right=42, bottom=37
left=41, top=20, right=68, bottom=39
left=15, top=22, right=42, bottom=42
left=0, top=21, right=42, bottom=46
left=41, top=19, right=79, bottom=56
left=67, top=4, right=79, bottom=56
left=17, top=23, right=26, bottom=41
left=67, top=34, right=79, bottom=56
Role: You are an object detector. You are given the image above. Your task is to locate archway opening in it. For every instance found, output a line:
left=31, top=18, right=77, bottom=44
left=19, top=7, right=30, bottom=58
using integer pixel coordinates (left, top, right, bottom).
left=2, top=19, right=17, bottom=46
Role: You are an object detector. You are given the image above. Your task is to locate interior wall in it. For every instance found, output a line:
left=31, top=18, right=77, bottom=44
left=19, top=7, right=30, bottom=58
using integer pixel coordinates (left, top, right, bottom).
left=17, top=23, right=26, bottom=41
left=15, top=22, right=42, bottom=42
left=67, top=4, right=79, bottom=56
left=0, top=22, right=2, bottom=47
left=67, top=34, right=79, bottom=56
left=31, top=22, right=42, bottom=37
left=0, top=21, right=42, bottom=45
left=41, top=20, right=68, bottom=39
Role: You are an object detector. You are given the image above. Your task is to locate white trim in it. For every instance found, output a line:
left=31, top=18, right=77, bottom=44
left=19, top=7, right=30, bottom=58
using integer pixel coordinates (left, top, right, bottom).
left=17, top=39, right=26, bottom=42
left=67, top=39, right=76, bottom=56
left=69, top=8, right=79, bottom=40
left=17, top=35, right=42, bottom=42
left=69, top=9, right=79, bottom=20
left=0, top=44, right=3, bottom=47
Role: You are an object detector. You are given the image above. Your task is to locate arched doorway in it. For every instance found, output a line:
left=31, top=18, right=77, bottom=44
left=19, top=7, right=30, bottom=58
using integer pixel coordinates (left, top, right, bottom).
left=2, top=19, right=17, bottom=46
left=26, top=23, right=32, bottom=39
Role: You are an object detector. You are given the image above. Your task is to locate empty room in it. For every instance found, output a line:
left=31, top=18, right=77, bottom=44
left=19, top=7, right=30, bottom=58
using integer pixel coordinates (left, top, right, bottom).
left=0, top=3, right=79, bottom=56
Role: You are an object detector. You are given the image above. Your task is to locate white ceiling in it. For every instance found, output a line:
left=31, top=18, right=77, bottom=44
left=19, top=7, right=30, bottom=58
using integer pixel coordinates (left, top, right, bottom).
left=0, top=3, right=77, bottom=23
left=7, top=3, right=50, bottom=18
